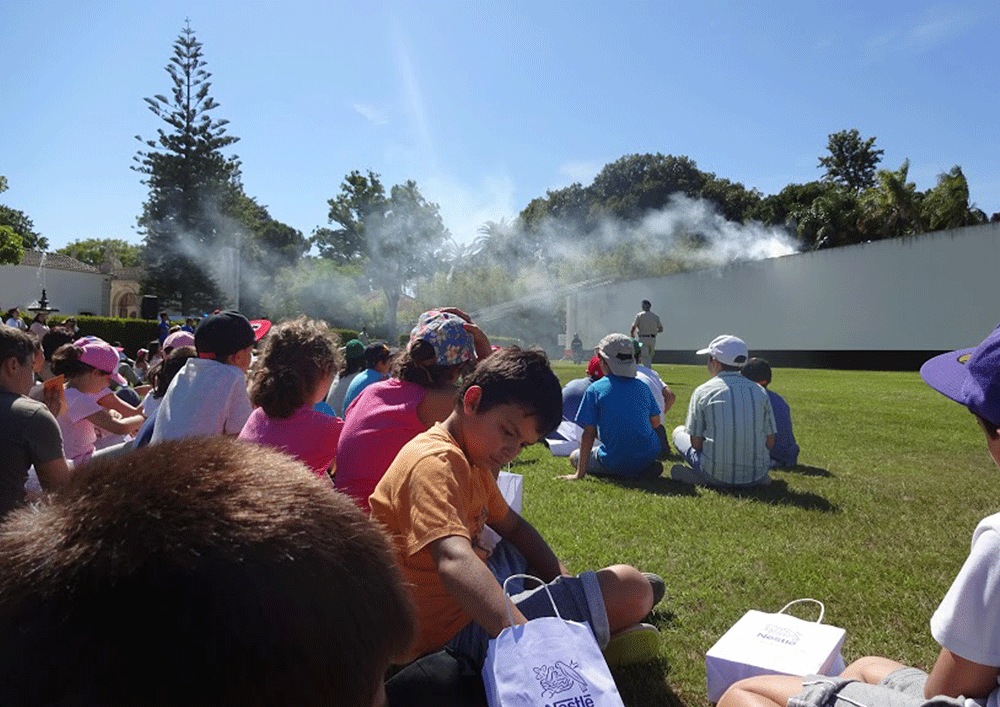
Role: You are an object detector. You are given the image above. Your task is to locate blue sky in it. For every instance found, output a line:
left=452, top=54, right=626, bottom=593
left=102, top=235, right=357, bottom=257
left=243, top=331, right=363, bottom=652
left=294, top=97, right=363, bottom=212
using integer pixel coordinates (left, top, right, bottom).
left=2, top=0, right=997, bottom=252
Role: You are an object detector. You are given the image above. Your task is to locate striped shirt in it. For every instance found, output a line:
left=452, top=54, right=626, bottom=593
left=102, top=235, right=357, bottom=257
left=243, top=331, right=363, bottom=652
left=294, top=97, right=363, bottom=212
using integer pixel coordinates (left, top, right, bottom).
left=685, top=371, right=776, bottom=485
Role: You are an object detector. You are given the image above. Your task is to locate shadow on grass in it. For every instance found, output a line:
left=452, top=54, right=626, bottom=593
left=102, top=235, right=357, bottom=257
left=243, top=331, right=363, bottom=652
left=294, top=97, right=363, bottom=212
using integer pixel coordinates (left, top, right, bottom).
left=597, top=475, right=702, bottom=498
left=781, top=464, right=834, bottom=478
left=614, top=658, right=686, bottom=707
left=710, top=478, right=837, bottom=512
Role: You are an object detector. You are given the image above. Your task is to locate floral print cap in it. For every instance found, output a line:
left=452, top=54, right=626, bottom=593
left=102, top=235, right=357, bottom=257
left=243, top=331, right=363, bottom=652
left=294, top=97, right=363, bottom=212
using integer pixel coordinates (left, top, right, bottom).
left=409, top=310, right=475, bottom=367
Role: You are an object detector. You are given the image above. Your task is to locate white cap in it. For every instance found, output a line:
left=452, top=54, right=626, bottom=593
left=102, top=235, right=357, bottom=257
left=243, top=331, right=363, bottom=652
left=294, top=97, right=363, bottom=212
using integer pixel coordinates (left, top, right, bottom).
left=696, top=335, right=748, bottom=367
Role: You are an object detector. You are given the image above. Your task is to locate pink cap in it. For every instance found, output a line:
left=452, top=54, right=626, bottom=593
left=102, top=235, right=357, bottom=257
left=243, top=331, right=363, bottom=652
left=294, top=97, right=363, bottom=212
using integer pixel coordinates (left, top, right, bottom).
left=74, top=337, right=128, bottom=386
left=163, top=330, right=195, bottom=350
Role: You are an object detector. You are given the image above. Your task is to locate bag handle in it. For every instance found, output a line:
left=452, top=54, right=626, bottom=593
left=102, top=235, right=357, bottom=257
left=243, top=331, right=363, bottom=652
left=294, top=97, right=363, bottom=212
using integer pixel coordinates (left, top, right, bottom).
left=778, top=598, right=826, bottom=624
left=502, top=574, right=561, bottom=628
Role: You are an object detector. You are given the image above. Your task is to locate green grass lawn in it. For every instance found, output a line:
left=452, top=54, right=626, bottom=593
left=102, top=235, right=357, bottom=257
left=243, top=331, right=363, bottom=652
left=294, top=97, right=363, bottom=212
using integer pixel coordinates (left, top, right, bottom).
left=513, top=361, right=994, bottom=707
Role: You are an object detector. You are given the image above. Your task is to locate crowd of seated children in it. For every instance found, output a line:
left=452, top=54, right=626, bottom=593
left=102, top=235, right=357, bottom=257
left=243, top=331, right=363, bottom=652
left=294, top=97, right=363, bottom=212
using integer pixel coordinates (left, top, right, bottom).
left=335, top=308, right=492, bottom=512
left=370, top=346, right=665, bottom=675
left=0, top=436, right=415, bottom=707
left=240, top=316, right=344, bottom=480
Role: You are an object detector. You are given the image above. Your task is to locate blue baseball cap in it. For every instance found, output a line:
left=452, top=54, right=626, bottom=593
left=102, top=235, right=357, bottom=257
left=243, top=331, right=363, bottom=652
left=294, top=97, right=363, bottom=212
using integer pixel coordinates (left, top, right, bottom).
left=920, top=325, right=1000, bottom=427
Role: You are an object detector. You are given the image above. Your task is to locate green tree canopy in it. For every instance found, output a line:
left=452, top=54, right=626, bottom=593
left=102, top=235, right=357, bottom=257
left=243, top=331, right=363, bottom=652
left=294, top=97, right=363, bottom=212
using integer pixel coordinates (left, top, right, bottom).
left=133, top=21, right=237, bottom=314
left=316, top=172, right=448, bottom=336
left=0, top=225, right=24, bottom=265
left=921, top=166, right=987, bottom=232
left=56, top=238, right=144, bottom=268
left=818, top=129, right=884, bottom=193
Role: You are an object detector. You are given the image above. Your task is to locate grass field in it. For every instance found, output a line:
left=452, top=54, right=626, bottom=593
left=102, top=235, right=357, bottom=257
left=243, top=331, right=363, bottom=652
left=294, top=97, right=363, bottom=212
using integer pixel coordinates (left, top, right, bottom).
left=512, top=360, right=995, bottom=707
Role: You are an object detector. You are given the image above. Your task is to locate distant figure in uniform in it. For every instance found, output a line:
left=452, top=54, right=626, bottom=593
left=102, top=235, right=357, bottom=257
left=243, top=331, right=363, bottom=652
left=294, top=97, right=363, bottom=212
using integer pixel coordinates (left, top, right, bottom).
left=630, top=300, right=662, bottom=367
left=570, top=333, right=584, bottom=364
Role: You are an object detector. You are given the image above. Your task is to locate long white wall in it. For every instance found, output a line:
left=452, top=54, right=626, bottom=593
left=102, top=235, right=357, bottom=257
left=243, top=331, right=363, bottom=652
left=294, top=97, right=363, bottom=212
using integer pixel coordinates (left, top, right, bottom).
left=0, top=265, right=107, bottom=316
left=569, top=223, right=999, bottom=353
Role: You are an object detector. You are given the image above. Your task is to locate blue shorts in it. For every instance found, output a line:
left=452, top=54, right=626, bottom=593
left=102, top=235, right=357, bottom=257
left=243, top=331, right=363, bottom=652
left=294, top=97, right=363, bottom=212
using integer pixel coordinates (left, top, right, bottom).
left=444, top=540, right=610, bottom=667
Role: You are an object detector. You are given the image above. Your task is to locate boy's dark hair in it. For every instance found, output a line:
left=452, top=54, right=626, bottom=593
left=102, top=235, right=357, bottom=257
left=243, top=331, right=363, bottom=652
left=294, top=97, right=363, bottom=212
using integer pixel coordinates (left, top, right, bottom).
left=391, top=338, right=473, bottom=389
left=364, top=342, right=391, bottom=369
left=195, top=310, right=256, bottom=362
left=149, top=345, right=198, bottom=399
left=0, top=326, right=34, bottom=367
left=41, top=328, right=74, bottom=361
left=148, top=340, right=161, bottom=356
left=159, top=311, right=167, bottom=318
left=0, top=436, right=414, bottom=707
left=457, top=347, right=562, bottom=436
left=249, top=317, right=340, bottom=418
left=741, top=357, right=772, bottom=384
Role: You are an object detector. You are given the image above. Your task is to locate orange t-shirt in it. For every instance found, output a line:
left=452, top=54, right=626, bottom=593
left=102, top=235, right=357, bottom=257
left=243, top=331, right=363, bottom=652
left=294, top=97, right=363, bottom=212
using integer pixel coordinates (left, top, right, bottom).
left=369, top=422, right=510, bottom=657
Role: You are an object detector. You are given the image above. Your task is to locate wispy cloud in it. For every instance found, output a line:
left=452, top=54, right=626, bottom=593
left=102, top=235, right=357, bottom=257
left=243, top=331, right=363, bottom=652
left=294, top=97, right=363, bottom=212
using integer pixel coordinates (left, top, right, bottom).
left=864, top=3, right=991, bottom=60
left=391, top=22, right=436, bottom=171
left=904, top=4, right=986, bottom=52
left=352, top=102, right=389, bottom=126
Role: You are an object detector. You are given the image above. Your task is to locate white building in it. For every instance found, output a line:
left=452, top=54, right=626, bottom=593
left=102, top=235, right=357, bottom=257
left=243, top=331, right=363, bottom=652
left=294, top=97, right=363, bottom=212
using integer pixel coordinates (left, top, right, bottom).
left=0, top=250, right=141, bottom=318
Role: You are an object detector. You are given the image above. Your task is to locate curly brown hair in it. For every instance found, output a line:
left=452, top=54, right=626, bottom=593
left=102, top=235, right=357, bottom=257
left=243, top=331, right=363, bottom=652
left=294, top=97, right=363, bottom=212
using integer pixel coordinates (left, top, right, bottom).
left=249, top=317, right=341, bottom=418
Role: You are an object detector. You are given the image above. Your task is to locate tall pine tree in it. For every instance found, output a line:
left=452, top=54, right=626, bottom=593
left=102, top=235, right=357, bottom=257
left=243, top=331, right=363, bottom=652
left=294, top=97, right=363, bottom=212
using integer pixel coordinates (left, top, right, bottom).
left=133, top=21, right=238, bottom=315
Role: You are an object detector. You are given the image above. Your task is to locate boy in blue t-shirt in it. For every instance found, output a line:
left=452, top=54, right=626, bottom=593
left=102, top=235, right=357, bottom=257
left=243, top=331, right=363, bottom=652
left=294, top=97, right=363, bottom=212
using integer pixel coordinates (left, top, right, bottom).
left=741, top=357, right=800, bottom=468
left=562, top=333, right=667, bottom=480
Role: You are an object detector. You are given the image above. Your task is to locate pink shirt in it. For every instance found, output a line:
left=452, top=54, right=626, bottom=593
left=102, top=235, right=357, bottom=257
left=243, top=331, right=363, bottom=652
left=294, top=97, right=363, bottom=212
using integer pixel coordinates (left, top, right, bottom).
left=239, top=405, right=343, bottom=478
left=335, top=378, right=428, bottom=512
left=58, top=387, right=104, bottom=466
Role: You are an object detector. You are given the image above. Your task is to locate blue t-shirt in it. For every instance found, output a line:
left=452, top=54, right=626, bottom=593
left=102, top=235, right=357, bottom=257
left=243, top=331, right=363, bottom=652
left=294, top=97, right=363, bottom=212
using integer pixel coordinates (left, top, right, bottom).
left=766, top=389, right=799, bottom=467
left=575, top=375, right=661, bottom=475
left=342, top=368, right=387, bottom=415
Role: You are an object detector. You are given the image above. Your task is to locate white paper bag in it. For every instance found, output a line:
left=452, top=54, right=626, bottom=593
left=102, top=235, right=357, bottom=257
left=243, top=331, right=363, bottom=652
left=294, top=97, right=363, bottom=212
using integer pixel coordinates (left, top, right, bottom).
left=483, top=575, right=625, bottom=707
left=481, top=470, right=524, bottom=551
left=705, top=599, right=846, bottom=703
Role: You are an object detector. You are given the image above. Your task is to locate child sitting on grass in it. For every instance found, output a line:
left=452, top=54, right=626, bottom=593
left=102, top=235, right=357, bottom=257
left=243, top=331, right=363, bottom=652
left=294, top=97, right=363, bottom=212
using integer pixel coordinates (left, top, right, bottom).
left=719, top=325, right=1000, bottom=707
left=563, top=333, right=669, bottom=481
left=240, top=317, right=343, bottom=480
left=370, top=346, right=663, bottom=672
left=741, top=357, right=800, bottom=468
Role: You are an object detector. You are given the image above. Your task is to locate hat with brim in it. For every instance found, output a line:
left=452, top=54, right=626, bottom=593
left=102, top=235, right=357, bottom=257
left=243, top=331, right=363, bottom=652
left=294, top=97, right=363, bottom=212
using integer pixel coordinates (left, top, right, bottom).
left=697, top=335, right=749, bottom=367
left=74, top=337, right=129, bottom=386
left=163, top=330, right=195, bottom=351
left=920, top=325, right=1000, bottom=427
left=598, top=333, right=637, bottom=378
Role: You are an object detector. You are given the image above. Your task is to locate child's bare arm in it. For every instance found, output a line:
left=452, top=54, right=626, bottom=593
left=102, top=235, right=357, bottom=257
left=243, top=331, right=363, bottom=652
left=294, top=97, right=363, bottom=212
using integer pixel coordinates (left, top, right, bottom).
left=560, top=425, right=597, bottom=480
left=490, top=508, right=569, bottom=580
left=924, top=647, right=1000, bottom=699
left=430, top=534, right=526, bottom=638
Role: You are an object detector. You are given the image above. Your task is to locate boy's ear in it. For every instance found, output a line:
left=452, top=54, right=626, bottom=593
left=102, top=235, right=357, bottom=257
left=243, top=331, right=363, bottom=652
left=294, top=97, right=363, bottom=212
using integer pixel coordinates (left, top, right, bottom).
left=462, top=385, right=483, bottom=414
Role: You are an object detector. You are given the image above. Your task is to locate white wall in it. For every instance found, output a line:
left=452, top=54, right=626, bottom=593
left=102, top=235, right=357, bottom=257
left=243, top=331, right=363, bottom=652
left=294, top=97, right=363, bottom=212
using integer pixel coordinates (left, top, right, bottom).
left=569, top=223, right=999, bottom=353
left=0, top=265, right=107, bottom=315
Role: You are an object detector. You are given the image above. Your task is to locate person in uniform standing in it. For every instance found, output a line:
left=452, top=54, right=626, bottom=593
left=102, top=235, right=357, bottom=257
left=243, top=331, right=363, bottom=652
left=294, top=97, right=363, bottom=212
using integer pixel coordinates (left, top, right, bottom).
left=630, top=300, right=662, bottom=367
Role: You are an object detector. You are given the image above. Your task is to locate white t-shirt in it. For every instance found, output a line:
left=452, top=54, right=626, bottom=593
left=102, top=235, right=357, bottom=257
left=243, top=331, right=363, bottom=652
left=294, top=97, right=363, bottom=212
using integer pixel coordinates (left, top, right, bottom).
left=5, top=317, right=25, bottom=330
left=150, top=358, right=252, bottom=443
left=325, top=371, right=361, bottom=418
left=58, top=387, right=104, bottom=465
left=141, top=390, right=162, bottom=418
left=636, top=364, right=666, bottom=414
left=930, top=511, right=1000, bottom=707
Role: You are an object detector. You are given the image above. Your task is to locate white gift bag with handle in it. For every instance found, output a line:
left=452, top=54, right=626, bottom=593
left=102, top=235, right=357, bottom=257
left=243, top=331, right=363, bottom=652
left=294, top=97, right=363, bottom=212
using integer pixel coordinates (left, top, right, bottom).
left=705, top=599, right=847, bottom=703
left=483, top=574, right=625, bottom=707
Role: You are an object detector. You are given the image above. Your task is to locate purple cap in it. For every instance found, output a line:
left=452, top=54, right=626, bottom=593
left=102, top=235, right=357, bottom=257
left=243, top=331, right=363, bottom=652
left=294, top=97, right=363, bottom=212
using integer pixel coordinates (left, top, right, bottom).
left=409, top=310, right=475, bottom=367
left=73, top=337, right=128, bottom=386
left=920, top=325, right=1000, bottom=427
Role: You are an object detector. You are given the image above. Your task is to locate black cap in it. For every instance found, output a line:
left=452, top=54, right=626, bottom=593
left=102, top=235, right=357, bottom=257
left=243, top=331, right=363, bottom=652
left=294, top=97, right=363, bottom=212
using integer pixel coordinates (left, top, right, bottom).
left=194, top=311, right=255, bottom=361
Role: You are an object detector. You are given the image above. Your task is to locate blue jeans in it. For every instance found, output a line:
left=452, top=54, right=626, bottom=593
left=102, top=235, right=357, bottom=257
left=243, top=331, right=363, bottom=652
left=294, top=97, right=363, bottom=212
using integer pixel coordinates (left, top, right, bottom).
left=445, top=541, right=609, bottom=667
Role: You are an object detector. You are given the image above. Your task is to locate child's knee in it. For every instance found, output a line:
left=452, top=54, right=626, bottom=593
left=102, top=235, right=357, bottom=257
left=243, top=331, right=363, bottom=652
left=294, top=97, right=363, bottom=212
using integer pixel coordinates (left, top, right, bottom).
left=596, top=565, right=653, bottom=627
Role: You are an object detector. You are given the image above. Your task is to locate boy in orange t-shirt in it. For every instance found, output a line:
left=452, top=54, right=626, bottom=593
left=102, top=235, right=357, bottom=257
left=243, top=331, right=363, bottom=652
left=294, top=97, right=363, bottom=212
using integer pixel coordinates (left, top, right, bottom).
left=370, top=347, right=662, bottom=671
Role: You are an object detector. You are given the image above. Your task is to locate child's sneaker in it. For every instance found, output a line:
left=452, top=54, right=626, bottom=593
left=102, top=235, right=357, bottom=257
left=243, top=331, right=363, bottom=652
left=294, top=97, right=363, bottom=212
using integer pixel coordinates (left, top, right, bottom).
left=602, top=623, right=660, bottom=668
left=642, top=572, right=665, bottom=606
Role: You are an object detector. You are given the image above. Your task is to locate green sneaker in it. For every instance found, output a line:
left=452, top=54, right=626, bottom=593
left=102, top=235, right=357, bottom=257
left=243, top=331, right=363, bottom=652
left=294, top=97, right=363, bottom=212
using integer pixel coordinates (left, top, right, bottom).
left=602, top=623, right=660, bottom=668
